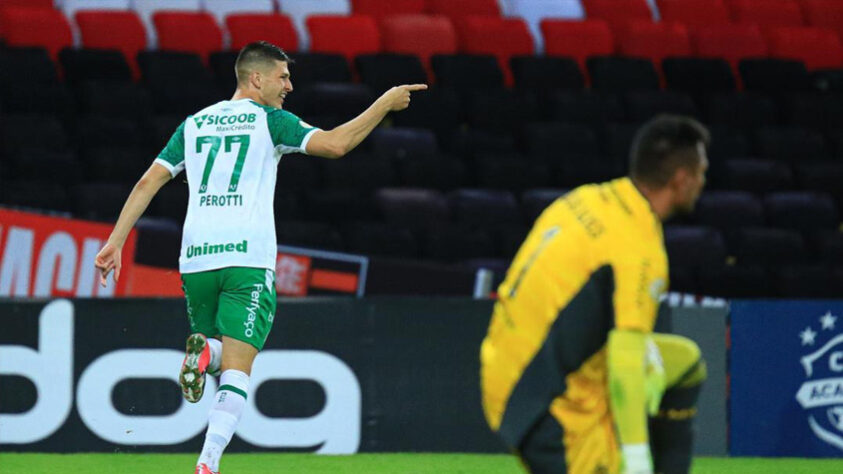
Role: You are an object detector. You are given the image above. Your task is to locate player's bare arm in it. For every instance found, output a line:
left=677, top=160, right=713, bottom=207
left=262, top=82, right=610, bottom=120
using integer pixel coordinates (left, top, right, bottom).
left=94, top=162, right=172, bottom=287
left=306, top=84, right=428, bottom=159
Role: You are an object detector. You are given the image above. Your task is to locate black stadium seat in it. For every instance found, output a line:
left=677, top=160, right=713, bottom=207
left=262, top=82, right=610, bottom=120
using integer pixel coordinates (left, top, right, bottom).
left=464, top=89, right=538, bottom=133
left=739, top=58, right=812, bottom=94
left=727, top=227, right=807, bottom=266
left=587, top=56, right=660, bottom=92
left=342, top=222, right=419, bottom=258
left=432, top=54, right=504, bottom=91
left=276, top=221, right=344, bottom=251
left=510, top=55, right=584, bottom=92
left=754, top=127, right=829, bottom=163
left=0, top=48, right=57, bottom=87
left=391, top=87, right=462, bottom=143
left=764, top=192, right=839, bottom=232
left=474, top=152, right=550, bottom=190
left=664, top=225, right=727, bottom=271
left=521, top=188, right=568, bottom=223
left=448, top=189, right=521, bottom=228
left=694, top=191, right=764, bottom=230
left=356, top=54, right=428, bottom=94
left=277, top=154, right=321, bottom=191
left=721, top=159, right=793, bottom=194
left=80, top=146, right=150, bottom=184
left=705, top=92, right=778, bottom=130
left=2, top=115, right=69, bottom=153
left=549, top=91, right=625, bottom=126
left=7, top=149, right=81, bottom=185
left=71, top=182, right=132, bottom=221
left=304, top=189, right=375, bottom=223
left=370, top=127, right=439, bottom=162
left=624, top=90, right=698, bottom=122
left=319, top=152, right=397, bottom=191
left=77, top=82, right=154, bottom=120
left=375, top=188, right=450, bottom=230
left=59, top=48, right=133, bottom=85
left=283, top=52, right=352, bottom=88
left=0, top=180, right=71, bottom=213
left=208, top=51, right=238, bottom=92
left=398, top=155, right=467, bottom=190
left=422, top=224, right=496, bottom=261
left=663, top=57, right=736, bottom=96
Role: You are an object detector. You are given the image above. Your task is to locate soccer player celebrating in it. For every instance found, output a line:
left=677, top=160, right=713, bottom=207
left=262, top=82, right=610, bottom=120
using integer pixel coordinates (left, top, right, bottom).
left=94, top=41, right=426, bottom=474
left=481, top=115, right=709, bottom=474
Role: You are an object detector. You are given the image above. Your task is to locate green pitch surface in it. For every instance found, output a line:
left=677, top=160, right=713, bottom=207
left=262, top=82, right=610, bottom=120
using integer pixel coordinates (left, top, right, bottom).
left=1, top=453, right=840, bottom=473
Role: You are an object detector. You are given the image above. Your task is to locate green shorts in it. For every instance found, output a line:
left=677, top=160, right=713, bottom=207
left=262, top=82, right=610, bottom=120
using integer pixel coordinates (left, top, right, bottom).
left=181, top=267, right=277, bottom=351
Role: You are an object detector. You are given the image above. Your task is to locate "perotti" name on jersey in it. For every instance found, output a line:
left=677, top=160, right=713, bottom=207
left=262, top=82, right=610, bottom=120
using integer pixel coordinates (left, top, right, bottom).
left=186, top=240, right=248, bottom=258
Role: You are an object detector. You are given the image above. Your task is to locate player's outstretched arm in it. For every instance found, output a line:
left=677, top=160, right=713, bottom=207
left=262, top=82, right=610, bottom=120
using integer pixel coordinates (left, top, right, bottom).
left=306, top=84, right=428, bottom=159
left=94, top=162, right=172, bottom=287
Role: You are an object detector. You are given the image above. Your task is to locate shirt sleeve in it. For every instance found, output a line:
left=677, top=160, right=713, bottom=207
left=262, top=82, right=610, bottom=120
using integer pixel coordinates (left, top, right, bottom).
left=154, top=121, right=186, bottom=177
left=611, top=255, right=664, bottom=333
left=266, top=110, right=319, bottom=155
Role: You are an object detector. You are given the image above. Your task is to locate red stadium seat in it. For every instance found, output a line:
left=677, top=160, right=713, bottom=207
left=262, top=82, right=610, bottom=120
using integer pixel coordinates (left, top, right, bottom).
left=307, top=15, right=381, bottom=63
left=541, top=19, right=614, bottom=72
left=583, top=0, right=652, bottom=30
left=801, top=0, right=843, bottom=40
left=154, top=12, right=222, bottom=61
left=0, top=7, right=73, bottom=60
left=351, top=0, right=425, bottom=19
left=657, top=0, right=732, bottom=30
left=226, top=14, right=298, bottom=52
left=693, top=24, right=768, bottom=67
left=427, top=0, right=500, bottom=20
left=380, top=14, right=457, bottom=78
left=456, top=17, right=533, bottom=87
left=76, top=11, right=147, bottom=78
left=728, top=0, right=804, bottom=29
left=0, top=0, right=53, bottom=7
left=767, top=26, right=843, bottom=70
left=618, top=20, right=692, bottom=65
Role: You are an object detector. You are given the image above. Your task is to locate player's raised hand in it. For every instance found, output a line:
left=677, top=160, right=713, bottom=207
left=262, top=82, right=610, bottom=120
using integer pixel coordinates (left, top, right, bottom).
left=381, top=84, right=428, bottom=111
left=94, top=242, right=122, bottom=287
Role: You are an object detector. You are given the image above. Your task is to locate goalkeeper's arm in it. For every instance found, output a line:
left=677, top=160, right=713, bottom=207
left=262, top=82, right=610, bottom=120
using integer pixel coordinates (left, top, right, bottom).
left=608, top=329, right=665, bottom=474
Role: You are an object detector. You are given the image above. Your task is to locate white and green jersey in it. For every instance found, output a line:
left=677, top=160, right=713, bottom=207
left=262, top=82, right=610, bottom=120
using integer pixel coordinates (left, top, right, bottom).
left=155, top=99, right=318, bottom=274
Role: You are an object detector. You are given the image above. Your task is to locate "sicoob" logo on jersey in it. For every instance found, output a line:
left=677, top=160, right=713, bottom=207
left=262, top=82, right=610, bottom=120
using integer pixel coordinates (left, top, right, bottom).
left=194, top=113, right=257, bottom=129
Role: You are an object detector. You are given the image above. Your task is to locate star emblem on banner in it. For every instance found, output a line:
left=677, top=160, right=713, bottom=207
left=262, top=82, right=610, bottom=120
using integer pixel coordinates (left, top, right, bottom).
left=820, top=311, right=837, bottom=331
left=800, top=326, right=817, bottom=346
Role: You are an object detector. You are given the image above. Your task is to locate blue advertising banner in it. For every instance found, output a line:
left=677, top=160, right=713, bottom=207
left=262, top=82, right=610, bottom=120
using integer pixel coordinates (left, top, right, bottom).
left=731, top=301, right=843, bottom=457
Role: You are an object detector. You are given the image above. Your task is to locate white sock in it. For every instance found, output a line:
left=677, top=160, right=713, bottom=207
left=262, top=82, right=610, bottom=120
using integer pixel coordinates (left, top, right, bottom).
left=197, top=369, right=249, bottom=472
left=206, top=338, right=222, bottom=376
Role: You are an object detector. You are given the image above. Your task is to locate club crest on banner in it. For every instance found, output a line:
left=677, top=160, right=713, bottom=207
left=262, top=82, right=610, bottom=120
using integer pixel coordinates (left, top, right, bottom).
left=795, top=311, right=843, bottom=451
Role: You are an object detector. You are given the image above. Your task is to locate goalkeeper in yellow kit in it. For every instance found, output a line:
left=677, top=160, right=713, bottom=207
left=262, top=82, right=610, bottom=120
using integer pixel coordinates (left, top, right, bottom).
left=481, top=116, right=709, bottom=474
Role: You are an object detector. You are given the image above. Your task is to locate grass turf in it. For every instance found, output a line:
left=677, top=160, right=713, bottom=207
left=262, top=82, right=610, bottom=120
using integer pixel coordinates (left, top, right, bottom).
left=0, top=453, right=840, bottom=473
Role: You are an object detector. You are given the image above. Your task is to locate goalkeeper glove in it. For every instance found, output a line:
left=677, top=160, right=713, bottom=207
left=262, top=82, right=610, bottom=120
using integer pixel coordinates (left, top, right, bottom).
left=644, top=337, right=666, bottom=416
left=621, top=443, right=654, bottom=474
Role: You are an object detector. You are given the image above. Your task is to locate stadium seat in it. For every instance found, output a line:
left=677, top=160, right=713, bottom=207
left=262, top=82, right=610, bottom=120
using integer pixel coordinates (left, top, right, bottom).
left=351, top=0, right=425, bottom=18
left=226, top=14, right=298, bottom=52
left=625, top=90, right=698, bottom=122
left=705, top=92, right=777, bottom=130
left=474, top=153, right=551, bottom=191
left=398, top=155, right=467, bottom=190
left=587, top=57, right=660, bottom=91
left=0, top=0, right=53, bottom=7
left=62, top=0, right=130, bottom=21
left=2, top=115, right=68, bottom=154
left=138, top=52, right=223, bottom=114
left=801, top=0, right=843, bottom=41
left=319, top=153, right=397, bottom=191
left=283, top=53, right=351, bottom=88
left=273, top=189, right=301, bottom=222
left=202, top=0, right=273, bottom=25
left=775, top=265, right=839, bottom=297
left=375, top=188, right=450, bottom=230
left=0, top=7, right=73, bottom=60
left=75, top=11, right=147, bottom=77
left=692, top=24, right=768, bottom=69
left=370, top=127, right=439, bottom=162
left=582, top=0, right=653, bottom=29
left=391, top=88, right=462, bottom=143
left=754, top=126, right=829, bottom=163
left=664, top=225, right=727, bottom=270
left=379, top=14, right=457, bottom=80
left=1, top=82, right=73, bottom=117
left=72, top=183, right=132, bottom=221
left=431, top=54, right=504, bottom=91
left=695, top=191, right=764, bottom=230
left=76, top=82, right=154, bottom=120
left=796, top=163, right=843, bottom=205
left=79, top=146, right=149, bottom=184
left=548, top=91, right=625, bottom=125
left=0, top=180, right=72, bottom=213
left=427, top=0, right=501, bottom=20
left=510, top=56, right=585, bottom=93
left=276, top=220, right=345, bottom=251
left=307, top=15, right=381, bottom=64
left=727, top=227, right=807, bottom=265
left=495, top=225, right=530, bottom=258
left=541, top=19, right=614, bottom=72
left=766, top=26, right=843, bottom=70
left=448, top=189, right=521, bottom=228
left=451, top=129, right=517, bottom=158
left=698, top=265, right=772, bottom=297
left=657, top=0, right=731, bottom=30
left=133, top=0, right=201, bottom=48
left=764, top=191, right=839, bottom=231
left=784, top=93, right=843, bottom=131
left=75, top=116, right=144, bottom=150
left=455, top=17, right=534, bottom=86
left=422, top=224, right=497, bottom=261
left=154, top=12, right=222, bottom=62
left=134, top=218, right=182, bottom=268
left=706, top=126, right=752, bottom=160
left=277, top=154, right=321, bottom=191
left=524, top=122, right=601, bottom=164
left=208, top=51, right=238, bottom=91
left=663, top=58, right=736, bottom=96
left=356, top=54, right=428, bottom=94
left=279, top=0, right=351, bottom=51
left=59, top=49, right=133, bottom=85
left=728, top=0, right=803, bottom=29
left=465, top=89, right=538, bottom=133
left=0, top=48, right=57, bottom=87
left=721, top=159, right=793, bottom=194
left=286, top=83, right=375, bottom=124
left=602, top=122, right=640, bottom=160
left=738, top=58, right=812, bottom=93
left=505, top=0, right=585, bottom=53
left=808, top=230, right=843, bottom=264
left=343, top=222, right=419, bottom=258
left=8, top=149, right=82, bottom=185
left=617, top=20, right=692, bottom=68
left=521, top=188, right=569, bottom=223
left=305, top=188, right=376, bottom=222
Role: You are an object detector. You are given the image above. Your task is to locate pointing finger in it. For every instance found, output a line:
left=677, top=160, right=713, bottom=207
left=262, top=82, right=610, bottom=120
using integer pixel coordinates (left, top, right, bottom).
left=402, top=84, right=428, bottom=92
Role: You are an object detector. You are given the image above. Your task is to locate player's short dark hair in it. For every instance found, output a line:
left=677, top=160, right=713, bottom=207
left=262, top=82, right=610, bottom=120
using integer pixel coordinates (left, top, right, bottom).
left=235, top=41, right=293, bottom=84
left=629, top=115, right=711, bottom=188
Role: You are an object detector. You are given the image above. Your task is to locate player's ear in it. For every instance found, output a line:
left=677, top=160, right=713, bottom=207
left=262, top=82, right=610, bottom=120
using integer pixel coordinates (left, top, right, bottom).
left=250, top=70, right=262, bottom=90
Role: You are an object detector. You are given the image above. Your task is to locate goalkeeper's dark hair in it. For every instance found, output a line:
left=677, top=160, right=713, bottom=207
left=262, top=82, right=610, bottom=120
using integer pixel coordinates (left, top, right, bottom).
left=629, top=115, right=710, bottom=188
left=235, top=41, right=293, bottom=85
